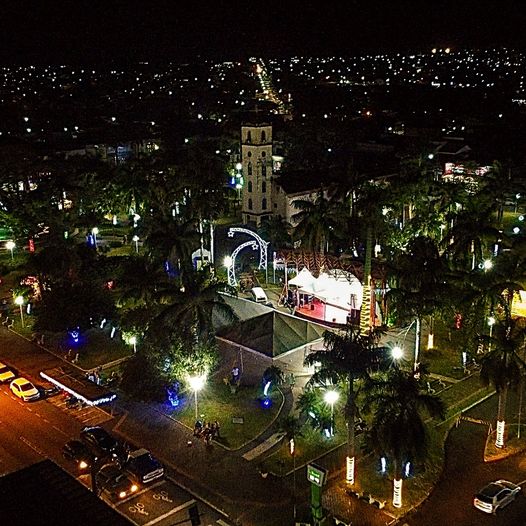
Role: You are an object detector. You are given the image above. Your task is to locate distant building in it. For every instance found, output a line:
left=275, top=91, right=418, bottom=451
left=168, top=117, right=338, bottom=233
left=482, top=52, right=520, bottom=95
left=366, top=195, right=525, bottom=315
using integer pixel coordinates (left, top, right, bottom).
left=240, top=119, right=320, bottom=226
left=240, top=120, right=273, bottom=225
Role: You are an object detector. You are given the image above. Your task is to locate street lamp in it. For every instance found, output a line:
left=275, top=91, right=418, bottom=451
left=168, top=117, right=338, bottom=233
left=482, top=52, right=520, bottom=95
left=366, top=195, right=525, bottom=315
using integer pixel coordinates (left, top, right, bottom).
left=132, top=235, right=139, bottom=253
left=483, top=259, right=493, bottom=272
left=391, top=345, right=403, bottom=361
left=92, top=227, right=99, bottom=247
left=188, top=374, right=206, bottom=421
left=289, top=437, right=297, bottom=521
left=5, top=240, right=15, bottom=260
left=488, top=316, right=496, bottom=352
left=129, top=335, right=137, bottom=353
left=14, top=296, right=24, bottom=327
left=324, top=389, right=339, bottom=436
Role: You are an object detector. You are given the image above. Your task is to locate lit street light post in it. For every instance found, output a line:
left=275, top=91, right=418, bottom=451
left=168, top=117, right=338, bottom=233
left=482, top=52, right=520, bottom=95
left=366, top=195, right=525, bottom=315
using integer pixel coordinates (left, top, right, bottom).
left=324, top=389, right=339, bottom=436
left=391, top=345, right=403, bottom=365
left=188, top=375, right=206, bottom=421
left=488, top=316, right=496, bottom=352
left=5, top=240, right=15, bottom=260
left=92, top=227, right=99, bottom=248
left=14, top=296, right=24, bottom=327
left=129, top=335, right=137, bottom=353
left=132, top=235, right=139, bottom=253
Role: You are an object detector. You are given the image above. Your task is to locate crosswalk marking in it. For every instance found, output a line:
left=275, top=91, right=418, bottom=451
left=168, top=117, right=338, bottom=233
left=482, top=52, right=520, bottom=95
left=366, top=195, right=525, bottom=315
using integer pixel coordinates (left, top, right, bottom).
left=142, top=499, right=196, bottom=526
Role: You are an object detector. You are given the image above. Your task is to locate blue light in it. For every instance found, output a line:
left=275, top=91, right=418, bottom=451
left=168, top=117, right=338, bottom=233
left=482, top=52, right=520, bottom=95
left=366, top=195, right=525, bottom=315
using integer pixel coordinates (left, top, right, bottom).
left=86, top=233, right=95, bottom=247
left=263, top=380, right=272, bottom=397
left=164, top=260, right=179, bottom=278
left=68, top=328, right=80, bottom=345
left=261, top=397, right=271, bottom=408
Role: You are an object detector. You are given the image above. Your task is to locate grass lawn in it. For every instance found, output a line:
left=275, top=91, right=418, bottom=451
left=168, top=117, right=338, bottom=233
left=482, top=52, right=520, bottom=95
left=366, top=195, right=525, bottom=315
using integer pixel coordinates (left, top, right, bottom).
left=261, top=415, right=347, bottom=475
left=44, top=328, right=133, bottom=370
left=168, top=378, right=283, bottom=450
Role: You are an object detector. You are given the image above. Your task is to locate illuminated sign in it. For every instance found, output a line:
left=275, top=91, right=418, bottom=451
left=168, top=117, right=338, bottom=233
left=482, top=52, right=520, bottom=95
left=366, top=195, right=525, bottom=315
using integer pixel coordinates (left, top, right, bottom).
left=307, top=463, right=328, bottom=487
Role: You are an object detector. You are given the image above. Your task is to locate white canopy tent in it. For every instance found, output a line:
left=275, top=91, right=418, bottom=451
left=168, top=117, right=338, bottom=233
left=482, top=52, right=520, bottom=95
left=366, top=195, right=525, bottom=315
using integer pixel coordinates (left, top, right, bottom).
left=289, top=269, right=363, bottom=314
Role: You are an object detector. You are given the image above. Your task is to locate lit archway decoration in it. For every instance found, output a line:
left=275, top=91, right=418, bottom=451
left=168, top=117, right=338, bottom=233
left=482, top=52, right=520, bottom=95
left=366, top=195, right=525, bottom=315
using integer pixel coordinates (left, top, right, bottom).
left=226, top=228, right=269, bottom=286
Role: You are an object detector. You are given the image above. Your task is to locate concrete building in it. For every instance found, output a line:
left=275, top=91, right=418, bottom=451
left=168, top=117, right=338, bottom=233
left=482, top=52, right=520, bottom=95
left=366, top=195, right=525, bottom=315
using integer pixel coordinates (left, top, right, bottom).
left=240, top=119, right=319, bottom=227
left=240, top=121, right=273, bottom=225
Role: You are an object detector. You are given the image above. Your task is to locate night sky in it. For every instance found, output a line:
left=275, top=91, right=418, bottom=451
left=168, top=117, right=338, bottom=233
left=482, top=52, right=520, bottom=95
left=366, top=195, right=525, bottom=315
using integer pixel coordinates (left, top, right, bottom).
left=1, top=1, right=525, bottom=64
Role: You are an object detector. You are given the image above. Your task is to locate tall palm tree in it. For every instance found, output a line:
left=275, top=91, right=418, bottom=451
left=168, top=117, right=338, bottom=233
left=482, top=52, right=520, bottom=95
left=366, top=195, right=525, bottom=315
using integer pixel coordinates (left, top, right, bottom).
left=279, top=415, right=303, bottom=522
left=258, top=216, right=292, bottom=250
left=152, top=268, right=237, bottom=345
left=388, top=236, right=449, bottom=373
left=363, top=368, right=445, bottom=508
left=291, top=190, right=339, bottom=254
left=304, top=326, right=383, bottom=485
left=479, top=314, right=526, bottom=448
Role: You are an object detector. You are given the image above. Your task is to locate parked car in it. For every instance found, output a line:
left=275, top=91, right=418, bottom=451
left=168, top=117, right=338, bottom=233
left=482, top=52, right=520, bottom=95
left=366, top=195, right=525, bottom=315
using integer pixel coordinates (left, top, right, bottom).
left=250, top=287, right=269, bottom=304
left=62, top=440, right=93, bottom=471
left=96, top=463, right=138, bottom=499
left=474, top=479, right=521, bottom=514
left=9, top=378, right=40, bottom=401
left=124, top=448, right=164, bottom=484
left=80, top=426, right=120, bottom=459
left=0, top=362, right=15, bottom=383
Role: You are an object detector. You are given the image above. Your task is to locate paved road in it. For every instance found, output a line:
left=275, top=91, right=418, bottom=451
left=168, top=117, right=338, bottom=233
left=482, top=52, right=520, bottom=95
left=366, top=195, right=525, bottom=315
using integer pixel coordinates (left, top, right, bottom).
left=406, top=393, right=526, bottom=526
left=0, top=331, right=231, bottom=526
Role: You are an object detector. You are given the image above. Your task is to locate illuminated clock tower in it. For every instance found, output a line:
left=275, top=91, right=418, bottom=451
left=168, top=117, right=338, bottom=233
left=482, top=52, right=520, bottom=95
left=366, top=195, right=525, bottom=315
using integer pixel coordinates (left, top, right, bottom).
left=240, top=120, right=273, bottom=226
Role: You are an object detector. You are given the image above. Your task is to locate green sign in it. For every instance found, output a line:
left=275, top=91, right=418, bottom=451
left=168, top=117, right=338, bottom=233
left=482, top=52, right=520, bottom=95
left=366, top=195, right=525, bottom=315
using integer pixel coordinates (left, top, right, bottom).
left=307, top=463, right=327, bottom=487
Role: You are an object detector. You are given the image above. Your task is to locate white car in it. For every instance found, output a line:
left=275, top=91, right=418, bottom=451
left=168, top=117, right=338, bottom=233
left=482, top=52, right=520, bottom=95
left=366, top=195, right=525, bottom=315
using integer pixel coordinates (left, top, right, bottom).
left=0, top=362, right=15, bottom=383
left=9, top=378, right=40, bottom=401
left=474, top=479, right=522, bottom=514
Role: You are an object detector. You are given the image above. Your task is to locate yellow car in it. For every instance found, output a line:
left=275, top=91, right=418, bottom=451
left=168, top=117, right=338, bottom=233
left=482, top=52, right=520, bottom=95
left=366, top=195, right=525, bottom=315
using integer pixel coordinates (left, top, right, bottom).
left=0, top=362, right=15, bottom=383
left=10, top=377, right=40, bottom=401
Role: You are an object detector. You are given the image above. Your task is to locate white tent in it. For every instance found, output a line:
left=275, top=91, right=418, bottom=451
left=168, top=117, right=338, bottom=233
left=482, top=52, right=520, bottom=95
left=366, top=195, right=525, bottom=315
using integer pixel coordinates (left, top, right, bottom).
left=292, top=269, right=363, bottom=311
left=288, top=268, right=316, bottom=290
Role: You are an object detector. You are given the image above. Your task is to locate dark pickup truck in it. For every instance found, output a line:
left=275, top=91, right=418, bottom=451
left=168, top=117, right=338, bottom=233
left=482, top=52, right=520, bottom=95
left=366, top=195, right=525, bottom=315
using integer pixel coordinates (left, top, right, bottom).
left=124, top=448, right=164, bottom=484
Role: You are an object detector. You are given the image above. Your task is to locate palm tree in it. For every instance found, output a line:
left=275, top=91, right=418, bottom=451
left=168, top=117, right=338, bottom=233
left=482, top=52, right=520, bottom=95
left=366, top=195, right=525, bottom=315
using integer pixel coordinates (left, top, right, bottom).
left=304, top=325, right=383, bottom=485
left=389, top=236, right=449, bottom=373
left=442, top=208, right=500, bottom=271
left=258, top=216, right=292, bottom=250
left=363, top=368, right=445, bottom=508
left=279, top=415, right=303, bottom=522
left=291, top=190, right=339, bottom=254
left=152, top=268, right=237, bottom=345
left=479, top=314, right=526, bottom=448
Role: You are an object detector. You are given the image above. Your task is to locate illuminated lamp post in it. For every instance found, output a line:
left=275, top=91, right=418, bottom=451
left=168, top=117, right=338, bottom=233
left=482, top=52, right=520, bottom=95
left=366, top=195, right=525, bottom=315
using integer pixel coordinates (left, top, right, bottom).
left=129, top=335, right=137, bottom=353
left=483, top=259, right=493, bottom=272
left=92, top=227, right=99, bottom=247
left=132, top=235, right=139, bottom=253
left=188, top=374, right=206, bottom=421
left=391, top=345, right=403, bottom=362
left=14, top=296, right=24, bottom=327
left=488, top=316, right=496, bottom=352
left=324, top=390, right=339, bottom=436
left=289, top=437, right=297, bottom=522
left=5, top=240, right=15, bottom=260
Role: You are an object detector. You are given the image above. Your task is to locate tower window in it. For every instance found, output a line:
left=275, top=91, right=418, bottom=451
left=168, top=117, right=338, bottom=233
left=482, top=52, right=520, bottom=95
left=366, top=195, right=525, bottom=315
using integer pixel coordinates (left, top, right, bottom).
left=261, top=130, right=266, bottom=142
left=262, top=161, right=267, bottom=178
left=262, top=198, right=267, bottom=210
left=248, top=181, right=253, bottom=192
left=262, top=181, right=266, bottom=193
left=247, top=131, right=252, bottom=143
left=248, top=198, right=253, bottom=210
left=247, top=162, right=252, bottom=176
left=247, top=151, right=252, bottom=157
left=261, top=151, right=266, bottom=157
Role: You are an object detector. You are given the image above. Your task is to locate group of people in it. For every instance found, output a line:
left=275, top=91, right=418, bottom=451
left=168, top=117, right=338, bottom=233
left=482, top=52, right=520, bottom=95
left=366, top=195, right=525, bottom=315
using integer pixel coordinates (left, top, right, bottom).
left=193, top=419, right=220, bottom=444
